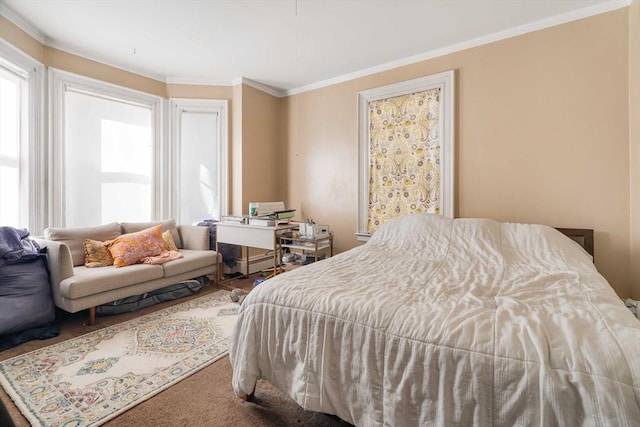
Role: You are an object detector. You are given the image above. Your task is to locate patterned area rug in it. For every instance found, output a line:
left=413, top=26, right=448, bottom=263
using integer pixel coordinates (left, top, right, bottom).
left=0, top=290, right=238, bottom=427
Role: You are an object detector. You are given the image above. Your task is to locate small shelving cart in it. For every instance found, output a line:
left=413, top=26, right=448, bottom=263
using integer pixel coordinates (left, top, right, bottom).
left=279, top=233, right=333, bottom=263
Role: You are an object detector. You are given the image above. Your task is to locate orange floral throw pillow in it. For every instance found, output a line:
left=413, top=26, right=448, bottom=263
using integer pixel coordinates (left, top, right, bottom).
left=108, top=225, right=166, bottom=267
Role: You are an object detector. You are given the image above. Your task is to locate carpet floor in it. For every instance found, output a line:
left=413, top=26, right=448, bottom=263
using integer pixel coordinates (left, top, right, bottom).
left=0, top=277, right=353, bottom=426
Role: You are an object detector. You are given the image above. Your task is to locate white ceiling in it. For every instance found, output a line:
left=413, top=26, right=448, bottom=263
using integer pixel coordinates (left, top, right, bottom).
left=0, top=0, right=629, bottom=95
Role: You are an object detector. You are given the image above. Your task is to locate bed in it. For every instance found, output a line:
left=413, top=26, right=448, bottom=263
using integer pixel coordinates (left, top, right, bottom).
left=229, top=214, right=640, bottom=426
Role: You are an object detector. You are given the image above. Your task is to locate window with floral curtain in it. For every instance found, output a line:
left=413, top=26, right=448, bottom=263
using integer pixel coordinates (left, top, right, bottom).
left=357, top=71, right=454, bottom=240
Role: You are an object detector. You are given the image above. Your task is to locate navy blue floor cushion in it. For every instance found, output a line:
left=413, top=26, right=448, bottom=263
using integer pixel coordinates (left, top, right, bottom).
left=0, top=226, right=58, bottom=350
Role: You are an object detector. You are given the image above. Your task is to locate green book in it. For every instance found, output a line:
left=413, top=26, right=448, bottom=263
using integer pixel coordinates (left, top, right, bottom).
left=273, top=210, right=296, bottom=219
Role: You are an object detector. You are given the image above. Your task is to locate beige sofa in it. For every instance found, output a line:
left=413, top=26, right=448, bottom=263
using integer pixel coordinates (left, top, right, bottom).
left=35, top=219, right=219, bottom=325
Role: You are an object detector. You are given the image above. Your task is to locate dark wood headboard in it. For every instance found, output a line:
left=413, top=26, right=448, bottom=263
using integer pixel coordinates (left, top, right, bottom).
left=555, top=228, right=594, bottom=259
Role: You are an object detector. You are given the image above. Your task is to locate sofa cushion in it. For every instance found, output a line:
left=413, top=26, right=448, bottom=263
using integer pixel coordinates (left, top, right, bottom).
left=121, top=219, right=182, bottom=249
left=45, top=222, right=121, bottom=267
left=83, top=239, right=114, bottom=267
left=162, top=249, right=217, bottom=278
left=108, top=225, right=165, bottom=267
left=60, top=264, right=164, bottom=299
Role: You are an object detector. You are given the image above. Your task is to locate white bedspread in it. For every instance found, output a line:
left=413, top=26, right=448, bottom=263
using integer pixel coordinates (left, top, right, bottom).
left=230, top=214, right=640, bottom=426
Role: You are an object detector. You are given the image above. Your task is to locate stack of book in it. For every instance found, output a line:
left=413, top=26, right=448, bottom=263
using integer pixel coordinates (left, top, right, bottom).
left=248, top=209, right=296, bottom=226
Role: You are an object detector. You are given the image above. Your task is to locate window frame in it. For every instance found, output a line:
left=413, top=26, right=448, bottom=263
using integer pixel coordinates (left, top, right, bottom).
left=0, top=39, right=45, bottom=232
left=357, top=70, right=455, bottom=241
left=49, top=68, right=164, bottom=227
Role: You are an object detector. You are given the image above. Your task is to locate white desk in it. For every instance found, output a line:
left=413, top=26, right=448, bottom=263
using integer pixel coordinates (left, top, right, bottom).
left=215, top=222, right=296, bottom=283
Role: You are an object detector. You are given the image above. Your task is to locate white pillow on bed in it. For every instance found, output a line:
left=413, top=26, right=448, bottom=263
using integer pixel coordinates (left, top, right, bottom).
left=367, top=213, right=452, bottom=247
left=368, top=214, right=595, bottom=265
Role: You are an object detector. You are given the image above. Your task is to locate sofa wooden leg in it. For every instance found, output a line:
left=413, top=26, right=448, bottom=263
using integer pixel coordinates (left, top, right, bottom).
left=239, top=390, right=255, bottom=402
left=88, top=307, right=96, bottom=326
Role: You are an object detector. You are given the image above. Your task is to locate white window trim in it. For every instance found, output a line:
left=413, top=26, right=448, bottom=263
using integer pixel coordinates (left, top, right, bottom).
left=0, top=39, right=45, bottom=233
left=357, top=70, right=455, bottom=242
left=169, top=98, right=229, bottom=221
left=48, top=68, right=164, bottom=227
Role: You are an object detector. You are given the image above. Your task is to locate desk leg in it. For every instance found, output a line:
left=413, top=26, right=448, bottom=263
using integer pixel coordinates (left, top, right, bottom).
left=330, top=235, right=334, bottom=257
left=245, top=247, right=249, bottom=279
left=216, top=240, right=220, bottom=285
left=274, top=248, right=278, bottom=276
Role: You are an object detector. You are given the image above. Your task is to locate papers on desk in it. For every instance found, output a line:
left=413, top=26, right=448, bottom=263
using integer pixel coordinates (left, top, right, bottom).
left=249, top=211, right=296, bottom=227
left=248, top=201, right=296, bottom=226
left=248, top=217, right=276, bottom=226
left=250, top=201, right=285, bottom=216
left=221, top=215, right=247, bottom=224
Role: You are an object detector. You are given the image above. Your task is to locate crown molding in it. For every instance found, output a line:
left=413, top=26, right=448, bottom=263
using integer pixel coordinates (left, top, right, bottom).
left=235, top=77, right=284, bottom=98
left=167, top=77, right=284, bottom=98
left=285, top=0, right=631, bottom=96
left=166, top=77, right=233, bottom=86
left=0, top=3, right=46, bottom=44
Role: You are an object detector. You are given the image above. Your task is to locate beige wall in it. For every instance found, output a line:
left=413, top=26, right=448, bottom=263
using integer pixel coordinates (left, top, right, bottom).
left=239, top=84, right=281, bottom=213
left=630, top=1, right=640, bottom=299
left=283, top=82, right=360, bottom=245
left=227, top=83, right=282, bottom=216
left=283, top=9, right=632, bottom=296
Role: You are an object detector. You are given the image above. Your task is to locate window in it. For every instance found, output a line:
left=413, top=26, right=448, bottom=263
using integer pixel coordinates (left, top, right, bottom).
left=357, top=71, right=454, bottom=240
left=0, top=40, right=44, bottom=231
left=50, top=69, right=163, bottom=227
left=170, top=99, right=228, bottom=224
left=0, top=68, right=23, bottom=227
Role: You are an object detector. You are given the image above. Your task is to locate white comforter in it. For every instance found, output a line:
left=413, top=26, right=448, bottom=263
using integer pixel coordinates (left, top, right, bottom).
left=230, top=214, right=640, bottom=426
